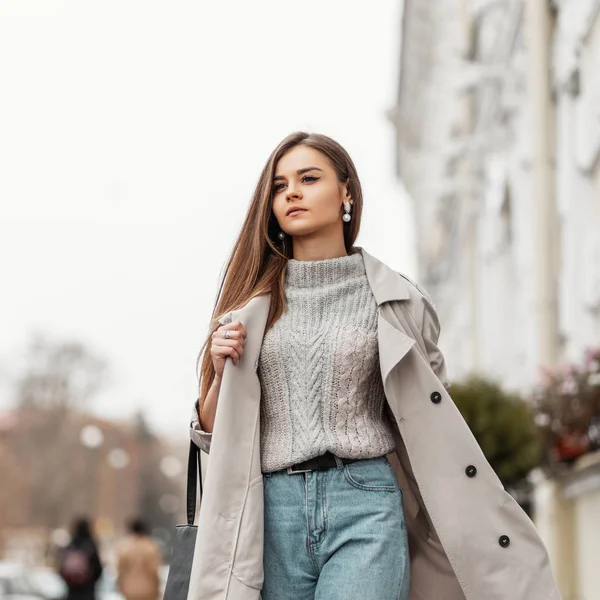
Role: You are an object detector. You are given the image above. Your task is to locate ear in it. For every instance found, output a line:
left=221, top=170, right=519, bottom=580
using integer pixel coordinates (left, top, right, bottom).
left=342, top=183, right=352, bottom=203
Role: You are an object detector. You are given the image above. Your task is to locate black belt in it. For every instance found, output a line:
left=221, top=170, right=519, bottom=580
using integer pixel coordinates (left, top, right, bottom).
left=285, top=451, right=359, bottom=474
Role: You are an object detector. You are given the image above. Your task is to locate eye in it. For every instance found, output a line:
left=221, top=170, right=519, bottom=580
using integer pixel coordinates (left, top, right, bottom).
left=272, top=175, right=319, bottom=193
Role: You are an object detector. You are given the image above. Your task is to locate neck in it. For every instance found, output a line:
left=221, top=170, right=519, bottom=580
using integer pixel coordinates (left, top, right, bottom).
left=290, top=230, right=347, bottom=262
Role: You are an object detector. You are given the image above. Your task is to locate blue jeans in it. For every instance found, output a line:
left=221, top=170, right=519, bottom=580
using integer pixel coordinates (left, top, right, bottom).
left=262, top=455, right=410, bottom=600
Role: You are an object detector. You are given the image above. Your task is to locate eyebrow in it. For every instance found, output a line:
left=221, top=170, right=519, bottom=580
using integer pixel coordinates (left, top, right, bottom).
left=273, top=167, right=323, bottom=182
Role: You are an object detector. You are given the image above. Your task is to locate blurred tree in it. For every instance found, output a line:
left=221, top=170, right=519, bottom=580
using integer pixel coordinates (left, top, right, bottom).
left=134, top=411, right=155, bottom=444
left=7, top=335, right=109, bottom=528
left=1, top=336, right=181, bottom=549
left=133, top=411, right=179, bottom=533
left=0, top=435, right=30, bottom=532
left=451, top=376, right=542, bottom=489
left=17, top=335, right=108, bottom=409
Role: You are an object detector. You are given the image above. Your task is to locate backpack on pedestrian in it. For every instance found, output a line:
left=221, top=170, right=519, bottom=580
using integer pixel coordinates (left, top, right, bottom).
left=59, top=545, right=94, bottom=587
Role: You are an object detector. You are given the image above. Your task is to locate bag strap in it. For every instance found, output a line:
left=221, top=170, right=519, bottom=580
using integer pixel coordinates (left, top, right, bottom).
left=186, top=440, right=203, bottom=526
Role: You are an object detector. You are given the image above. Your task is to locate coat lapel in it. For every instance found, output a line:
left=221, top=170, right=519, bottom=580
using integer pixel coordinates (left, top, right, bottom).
left=358, top=247, right=417, bottom=384
left=358, top=246, right=411, bottom=304
left=377, top=312, right=416, bottom=386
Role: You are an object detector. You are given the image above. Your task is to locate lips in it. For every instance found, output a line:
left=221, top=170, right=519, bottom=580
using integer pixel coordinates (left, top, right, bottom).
left=286, top=207, right=307, bottom=216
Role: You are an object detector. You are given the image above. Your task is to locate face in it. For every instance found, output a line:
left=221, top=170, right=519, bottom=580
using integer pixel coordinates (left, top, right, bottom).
left=271, top=145, right=351, bottom=239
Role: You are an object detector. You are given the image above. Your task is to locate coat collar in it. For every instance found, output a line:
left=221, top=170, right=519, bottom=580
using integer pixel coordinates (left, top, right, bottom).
left=356, top=246, right=411, bottom=305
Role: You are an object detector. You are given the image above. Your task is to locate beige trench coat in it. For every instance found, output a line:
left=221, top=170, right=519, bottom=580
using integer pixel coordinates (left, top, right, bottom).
left=116, top=534, right=161, bottom=600
left=187, top=247, right=561, bottom=600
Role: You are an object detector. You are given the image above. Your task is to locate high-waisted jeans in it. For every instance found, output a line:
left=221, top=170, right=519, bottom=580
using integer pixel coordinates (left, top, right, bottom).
left=262, top=455, right=410, bottom=600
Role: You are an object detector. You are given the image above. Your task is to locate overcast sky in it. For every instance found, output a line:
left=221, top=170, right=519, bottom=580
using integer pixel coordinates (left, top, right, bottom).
left=0, top=0, right=414, bottom=437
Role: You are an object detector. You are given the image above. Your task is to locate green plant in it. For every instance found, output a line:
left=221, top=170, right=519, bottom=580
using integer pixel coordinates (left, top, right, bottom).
left=451, top=376, right=542, bottom=488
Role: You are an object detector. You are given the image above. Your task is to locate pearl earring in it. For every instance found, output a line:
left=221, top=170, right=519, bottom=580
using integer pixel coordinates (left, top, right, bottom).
left=342, top=201, right=352, bottom=223
left=278, top=231, right=285, bottom=240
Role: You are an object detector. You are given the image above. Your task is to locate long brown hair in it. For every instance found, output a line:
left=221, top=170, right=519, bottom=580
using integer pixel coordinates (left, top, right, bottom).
left=197, top=131, right=363, bottom=408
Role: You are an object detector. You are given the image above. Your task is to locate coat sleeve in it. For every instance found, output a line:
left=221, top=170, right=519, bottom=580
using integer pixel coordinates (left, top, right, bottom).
left=190, top=399, right=212, bottom=454
left=420, top=296, right=451, bottom=391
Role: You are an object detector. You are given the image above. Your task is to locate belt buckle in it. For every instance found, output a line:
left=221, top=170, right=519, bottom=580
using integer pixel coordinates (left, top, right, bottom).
left=286, top=465, right=312, bottom=475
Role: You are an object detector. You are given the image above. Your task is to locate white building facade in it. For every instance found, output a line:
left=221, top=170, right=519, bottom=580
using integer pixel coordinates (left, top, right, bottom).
left=391, top=0, right=600, bottom=394
left=390, top=1, right=600, bottom=597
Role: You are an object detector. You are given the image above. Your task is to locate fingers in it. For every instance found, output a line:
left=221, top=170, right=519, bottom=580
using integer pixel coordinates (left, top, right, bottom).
left=212, top=344, right=241, bottom=364
left=212, top=321, right=247, bottom=340
left=213, top=339, right=244, bottom=358
left=211, top=321, right=247, bottom=365
left=210, top=341, right=242, bottom=364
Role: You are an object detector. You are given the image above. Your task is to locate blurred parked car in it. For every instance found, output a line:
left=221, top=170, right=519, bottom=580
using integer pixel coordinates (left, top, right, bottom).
left=0, top=562, right=43, bottom=600
left=0, top=563, right=132, bottom=600
left=27, top=569, right=66, bottom=600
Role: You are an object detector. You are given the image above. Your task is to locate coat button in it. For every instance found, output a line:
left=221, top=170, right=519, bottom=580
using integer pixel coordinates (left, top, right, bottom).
left=465, top=465, right=477, bottom=477
left=254, top=359, right=260, bottom=370
left=499, top=535, right=510, bottom=548
left=430, top=391, right=442, bottom=404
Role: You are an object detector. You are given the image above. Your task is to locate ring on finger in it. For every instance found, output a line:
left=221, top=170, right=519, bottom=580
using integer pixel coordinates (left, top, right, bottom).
left=223, top=330, right=231, bottom=340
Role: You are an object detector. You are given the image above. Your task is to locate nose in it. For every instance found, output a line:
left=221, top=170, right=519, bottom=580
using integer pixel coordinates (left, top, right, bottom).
left=286, top=182, right=302, bottom=201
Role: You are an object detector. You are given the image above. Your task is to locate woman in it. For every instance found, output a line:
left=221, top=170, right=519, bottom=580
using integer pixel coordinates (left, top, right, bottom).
left=58, top=517, right=103, bottom=600
left=187, top=132, right=561, bottom=600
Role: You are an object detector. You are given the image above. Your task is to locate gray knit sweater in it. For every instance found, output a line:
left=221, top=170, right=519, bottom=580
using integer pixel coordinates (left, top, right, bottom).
left=258, top=252, right=396, bottom=473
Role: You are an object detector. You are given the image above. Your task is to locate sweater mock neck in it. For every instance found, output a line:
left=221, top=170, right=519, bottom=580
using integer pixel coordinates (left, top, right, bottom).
left=285, top=251, right=365, bottom=290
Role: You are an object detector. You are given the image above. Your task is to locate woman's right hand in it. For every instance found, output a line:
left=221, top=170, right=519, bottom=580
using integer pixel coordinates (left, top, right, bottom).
left=210, top=321, right=247, bottom=378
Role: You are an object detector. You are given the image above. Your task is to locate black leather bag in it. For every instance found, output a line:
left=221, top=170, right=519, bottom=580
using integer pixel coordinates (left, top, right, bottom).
left=163, top=440, right=202, bottom=599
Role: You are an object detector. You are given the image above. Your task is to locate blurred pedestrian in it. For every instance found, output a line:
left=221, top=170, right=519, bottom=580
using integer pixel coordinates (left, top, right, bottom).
left=58, top=517, right=103, bottom=600
left=116, top=518, right=161, bottom=600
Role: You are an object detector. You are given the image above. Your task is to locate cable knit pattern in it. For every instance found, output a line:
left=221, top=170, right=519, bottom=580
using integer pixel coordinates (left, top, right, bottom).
left=259, top=251, right=396, bottom=473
